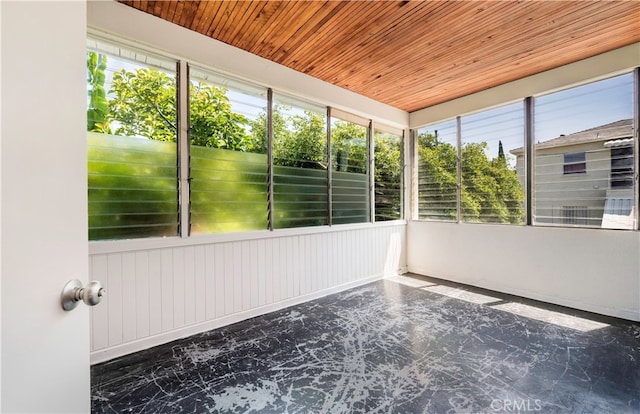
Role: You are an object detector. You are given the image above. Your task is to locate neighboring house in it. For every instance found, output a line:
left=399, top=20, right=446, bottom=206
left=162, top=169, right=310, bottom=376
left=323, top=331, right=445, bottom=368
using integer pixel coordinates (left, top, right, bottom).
left=512, top=119, right=635, bottom=229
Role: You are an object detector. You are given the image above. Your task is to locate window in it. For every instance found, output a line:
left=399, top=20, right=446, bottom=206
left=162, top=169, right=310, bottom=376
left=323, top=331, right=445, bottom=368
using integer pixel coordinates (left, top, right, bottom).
left=331, top=112, right=370, bottom=224
left=374, top=127, right=403, bottom=221
left=534, top=73, right=634, bottom=228
left=188, top=68, right=269, bottom=234
left=610, top=146, right=633, bottom=189
left=417, top=103, right=525, bottom=225
left=272, top=95, right=328, bottom=228
left=87, top=39, right=179, bottom=240
left=562, top=206, right=589, bottom=226
left=460, top=103, right=524, bottom=224
left=88, top=37, right=402, bottom=241
left=563, top=152, right=586, bottom=175
left=416, top=71, right=637, bottom=229
left=416, top=119, right=458, bottom=221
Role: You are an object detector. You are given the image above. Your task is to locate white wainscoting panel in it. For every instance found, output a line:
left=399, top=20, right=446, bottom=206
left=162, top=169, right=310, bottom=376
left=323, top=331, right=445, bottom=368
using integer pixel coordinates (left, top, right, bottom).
left=90, top=223, right=406, bottom=363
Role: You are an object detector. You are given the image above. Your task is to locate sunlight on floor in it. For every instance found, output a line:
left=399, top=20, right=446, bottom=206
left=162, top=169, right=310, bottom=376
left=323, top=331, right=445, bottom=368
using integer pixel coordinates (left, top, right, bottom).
left=491, top=302, right=609, bottom=333
left=387, top=274, right=436, bottom=288
left=420, top=284, right=503, bottom=305
left=388, top=275, right=610, bottom=333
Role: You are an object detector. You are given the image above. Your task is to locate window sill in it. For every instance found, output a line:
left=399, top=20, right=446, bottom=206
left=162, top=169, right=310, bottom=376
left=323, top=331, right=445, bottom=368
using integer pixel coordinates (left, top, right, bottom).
left=89, top=220, right=407, bottom=255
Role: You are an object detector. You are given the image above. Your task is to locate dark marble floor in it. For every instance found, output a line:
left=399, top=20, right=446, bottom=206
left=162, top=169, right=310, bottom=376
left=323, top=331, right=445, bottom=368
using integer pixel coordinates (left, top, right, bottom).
left=92, top=274, right=640, bottom=413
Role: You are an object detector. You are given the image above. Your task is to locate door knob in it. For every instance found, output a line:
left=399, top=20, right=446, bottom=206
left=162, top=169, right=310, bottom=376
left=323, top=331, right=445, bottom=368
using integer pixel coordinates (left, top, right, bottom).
left=61, top=279, right=105, bottom=311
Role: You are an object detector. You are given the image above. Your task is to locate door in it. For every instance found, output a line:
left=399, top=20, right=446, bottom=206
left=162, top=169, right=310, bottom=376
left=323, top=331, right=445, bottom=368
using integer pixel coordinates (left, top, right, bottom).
left=1, top=1, right=90, bottom=412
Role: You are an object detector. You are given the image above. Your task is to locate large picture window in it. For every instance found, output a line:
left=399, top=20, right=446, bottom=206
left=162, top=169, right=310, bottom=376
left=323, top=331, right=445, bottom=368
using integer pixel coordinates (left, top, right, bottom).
left=417, top=103, right=525, bottom=225
left=416, top=71, right=637, bottom=230
left=87, top=39, right=179, bottom=240
left=534, top=73, right=634, bottom=228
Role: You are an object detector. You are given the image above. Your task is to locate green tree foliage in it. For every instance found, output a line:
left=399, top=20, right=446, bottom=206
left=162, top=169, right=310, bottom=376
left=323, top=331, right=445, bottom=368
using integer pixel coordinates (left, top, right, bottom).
left=109, top=68, right=177, bottom=141
left=249, top=105, right=327, bottom=165
left=374, top=132, right=402, bottom=220
left=86, top=52, right=111, bottom=133
left=248, top=104, right=288, bottom=155
left=331, top=120, right=367, bottom=173
left=418, top=132, right=524, bottom=224
left=418, top=134, right=457, bottom=220
left=106, top=64, right=251, bottom=150
left=189, top=82, right=253, bottom=150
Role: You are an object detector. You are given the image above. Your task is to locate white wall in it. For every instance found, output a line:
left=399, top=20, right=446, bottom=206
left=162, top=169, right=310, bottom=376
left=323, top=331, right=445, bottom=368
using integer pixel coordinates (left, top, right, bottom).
left=87, top=1, right=408, bottom=363
left=408, top=44, right=640, bottom=322
left=408, top=222, right=639, bottom=321
left=91, top=224, right=405, bottom=363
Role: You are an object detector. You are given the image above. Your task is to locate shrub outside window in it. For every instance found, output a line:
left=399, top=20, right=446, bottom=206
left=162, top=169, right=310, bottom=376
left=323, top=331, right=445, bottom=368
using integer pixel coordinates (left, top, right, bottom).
left=272, top=95, right=329, bottom=229
left=374, top=128, right=403, bottom=221
left=331, top=114, right=370, bottom=224
left=188, top=68, right=269, bottom=234
left=86, top=39, right=179, bottom=240
left=416, top=120, right=458, bottom=221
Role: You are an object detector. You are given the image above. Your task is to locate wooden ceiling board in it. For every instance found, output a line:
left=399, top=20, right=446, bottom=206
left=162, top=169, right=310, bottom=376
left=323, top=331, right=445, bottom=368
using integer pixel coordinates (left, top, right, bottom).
left=118, top=0, right=640, bottom=113
left=202, top=1, right=225, bottom=36
left=328, top=2, right=469, bottom=85
left=223, top=2, right=267, bottom=48
left=296, top=1, right=419, bottom=74
left=271, top=1, right=360, bottom=66
left=244, top=1, right=301, bottom=56
left=253, top=2, right=321, bottom=57
left=236, top=1, right=287, bottom=51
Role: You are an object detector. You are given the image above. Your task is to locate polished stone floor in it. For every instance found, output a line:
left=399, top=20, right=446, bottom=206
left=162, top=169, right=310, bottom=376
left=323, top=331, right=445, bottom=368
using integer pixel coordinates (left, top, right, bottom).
left=92, top=274, right=640, bottom=413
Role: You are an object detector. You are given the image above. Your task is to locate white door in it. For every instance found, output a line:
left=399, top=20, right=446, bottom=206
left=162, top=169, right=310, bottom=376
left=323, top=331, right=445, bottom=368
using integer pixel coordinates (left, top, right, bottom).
left=1, top=1, right=90, bottom=412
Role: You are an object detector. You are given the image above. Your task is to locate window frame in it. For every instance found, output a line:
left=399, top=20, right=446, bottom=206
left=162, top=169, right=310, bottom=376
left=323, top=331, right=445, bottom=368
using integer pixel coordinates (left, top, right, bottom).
left=88, top=35, right=404, bottom=243
left=413, top=69, right=639, bottom=231
left=563, top=152, right=587, bottom=175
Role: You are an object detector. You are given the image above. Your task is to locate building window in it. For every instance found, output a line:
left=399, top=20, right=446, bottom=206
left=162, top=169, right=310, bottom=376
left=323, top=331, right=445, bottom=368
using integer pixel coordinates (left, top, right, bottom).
left=562, top=206, right=589, bottom=226
left=610, top=146, right=634, bottom=189
left=563, top=152, right=586, bottom=175
left=374, top=127, right=403, bottom=221
left=87, top=39, right=179, bottom=240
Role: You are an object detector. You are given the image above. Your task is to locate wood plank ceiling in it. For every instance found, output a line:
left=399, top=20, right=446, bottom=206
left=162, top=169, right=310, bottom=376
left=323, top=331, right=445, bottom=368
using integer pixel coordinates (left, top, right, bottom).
left=120, top=1, right=640, bottom=113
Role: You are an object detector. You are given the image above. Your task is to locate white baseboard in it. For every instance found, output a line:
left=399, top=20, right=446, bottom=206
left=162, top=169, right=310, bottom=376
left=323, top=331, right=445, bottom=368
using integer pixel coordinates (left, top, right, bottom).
left=407, top=266, right=640, bottom=322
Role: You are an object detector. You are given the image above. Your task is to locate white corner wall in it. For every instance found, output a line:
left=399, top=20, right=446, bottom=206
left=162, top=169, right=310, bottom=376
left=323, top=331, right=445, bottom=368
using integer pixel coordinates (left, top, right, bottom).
left=408, top=44, right=640, bottom=322
left=408, top=222, right=640, bottom=321
left=87, top=1, right=408, bottom=363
